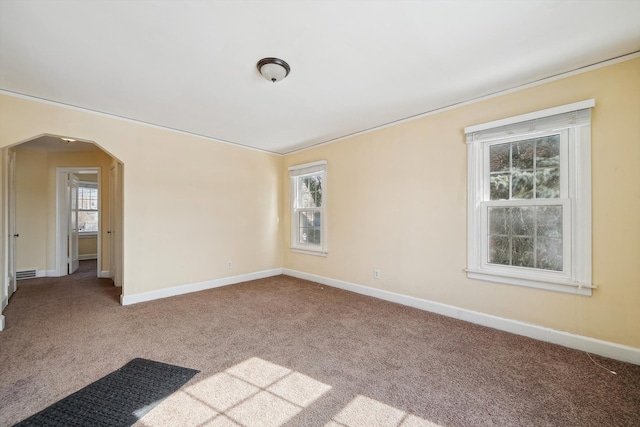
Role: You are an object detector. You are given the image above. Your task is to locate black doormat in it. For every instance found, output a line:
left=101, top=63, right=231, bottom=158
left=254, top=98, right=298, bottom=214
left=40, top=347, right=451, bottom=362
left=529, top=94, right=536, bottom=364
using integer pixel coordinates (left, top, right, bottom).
left=14, top=358, right=200, bottom=427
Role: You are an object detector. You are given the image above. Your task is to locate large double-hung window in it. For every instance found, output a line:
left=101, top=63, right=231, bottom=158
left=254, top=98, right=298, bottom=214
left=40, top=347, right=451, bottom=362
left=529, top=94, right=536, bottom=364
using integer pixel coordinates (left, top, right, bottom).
left=289, top=160, right=327, bottom=255
left=466, top=100, right=594, bottom=295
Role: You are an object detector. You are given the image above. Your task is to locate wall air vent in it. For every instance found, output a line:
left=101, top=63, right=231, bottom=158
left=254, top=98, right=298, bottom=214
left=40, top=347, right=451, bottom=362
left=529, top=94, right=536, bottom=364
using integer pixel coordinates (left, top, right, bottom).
left=16, top=269, right=37, bottom=280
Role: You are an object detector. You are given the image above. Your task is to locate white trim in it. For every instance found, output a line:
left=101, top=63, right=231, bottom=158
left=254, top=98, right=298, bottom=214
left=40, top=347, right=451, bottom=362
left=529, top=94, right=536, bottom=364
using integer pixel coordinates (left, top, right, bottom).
left=291, top=248, right=328, bottom=257
left=99, top=270, right=111, bottom=279
left=0, top=314, right=4, bottom=331
left=79, top=254, right=97, bottom=260
left=32, top=270, right=61, bottom=278
left=288, top=160, right=327, bottom=172
left=464, top=99, right=595, bottom=134
left=1, top=295, right=6, bottom=311
left=282, top=269, right=640, bottom=365
left=120, top=268, right=283, bottom=306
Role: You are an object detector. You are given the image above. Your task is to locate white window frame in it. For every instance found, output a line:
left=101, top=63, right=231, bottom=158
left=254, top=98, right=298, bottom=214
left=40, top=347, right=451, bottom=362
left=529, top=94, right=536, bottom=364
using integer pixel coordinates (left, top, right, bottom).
left=78, top=181, right=99, bottom=238
left=465, top=100, right=594, bottom=295
left=289, top=160, right=327, bottom=256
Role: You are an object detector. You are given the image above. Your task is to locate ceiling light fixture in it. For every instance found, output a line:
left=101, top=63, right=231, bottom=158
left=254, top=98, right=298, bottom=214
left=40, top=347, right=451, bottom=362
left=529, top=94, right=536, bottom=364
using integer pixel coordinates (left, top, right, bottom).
left=256, top=57, right=290, bottom=83
left=60, top=137, right=76, bottom=143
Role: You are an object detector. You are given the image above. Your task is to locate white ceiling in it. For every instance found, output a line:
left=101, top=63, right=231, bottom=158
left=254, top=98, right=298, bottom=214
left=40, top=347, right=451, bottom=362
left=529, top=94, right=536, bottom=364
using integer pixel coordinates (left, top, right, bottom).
left=1, top=1, right=639, bottom=155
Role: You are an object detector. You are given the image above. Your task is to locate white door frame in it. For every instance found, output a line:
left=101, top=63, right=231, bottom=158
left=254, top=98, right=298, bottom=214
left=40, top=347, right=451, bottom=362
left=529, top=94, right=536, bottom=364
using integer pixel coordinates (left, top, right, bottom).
left=56, top=167, right=101, bottom=277
left=7, top=149, right=17, bottom=298
left=109, top=162, right=124, bottom=287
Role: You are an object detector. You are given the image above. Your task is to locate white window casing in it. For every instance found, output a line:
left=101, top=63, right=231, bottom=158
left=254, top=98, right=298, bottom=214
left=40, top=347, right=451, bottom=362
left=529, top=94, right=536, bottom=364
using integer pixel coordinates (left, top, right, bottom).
left=289, top=160, right=328, bottom=256
left=465, top=100, right=594, bottom=295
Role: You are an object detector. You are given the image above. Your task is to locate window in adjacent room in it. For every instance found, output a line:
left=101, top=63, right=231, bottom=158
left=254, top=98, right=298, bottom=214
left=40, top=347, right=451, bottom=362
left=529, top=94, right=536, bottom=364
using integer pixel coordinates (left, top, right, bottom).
left=289, top=160, right=327, bottom=255
left=465, top=100, right=594, bottom=295
left=78, top=182, right=99, bottom=236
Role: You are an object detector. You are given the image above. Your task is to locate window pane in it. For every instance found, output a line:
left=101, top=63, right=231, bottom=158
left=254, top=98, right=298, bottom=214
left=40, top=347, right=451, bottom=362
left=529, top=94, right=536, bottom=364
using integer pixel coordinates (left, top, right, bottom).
left=298, top=211, right=321, bottom=245
left=490, top=135, right=561, bottom=201
left=512, top=139, right=534, bottom=170
left=299, top=228, right=311, bottom=244
left=511, top=206, right=534, bottom=236
left=536, top=168, right=560, bottom=198
left=536, top=205, right=562, bottom=238
left=490, top=173, right=510, bottom=200
left=489, top=236, right=510, bottom=265
left=512, top=236, right=534, bottom=268
left=487, top=204, right=563, bottom=270
left=536, top=135, right=560, bottom=168
left=490, top=143, right=510, bottom=172
left=488, top=207, right=509, bottom=235
left=78, top=186, right=98, bottom=210
left=537, top=237, right=563, bottom=271
left=299, top=175, right=322, bottom=208
left=511, top=170, right=534, bottom=199
left=78, top=211, right=98, bottom=232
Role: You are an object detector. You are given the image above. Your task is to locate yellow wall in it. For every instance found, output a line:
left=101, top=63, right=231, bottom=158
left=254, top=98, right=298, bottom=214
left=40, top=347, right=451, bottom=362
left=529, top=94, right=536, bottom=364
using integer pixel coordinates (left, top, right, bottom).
left=15, top=149, right=48, bottom=271
left=283, top=58, right=640, bottom=348
left=0, top=94, right=283, bottom=296
left=79, top=237, right=97, bottom=257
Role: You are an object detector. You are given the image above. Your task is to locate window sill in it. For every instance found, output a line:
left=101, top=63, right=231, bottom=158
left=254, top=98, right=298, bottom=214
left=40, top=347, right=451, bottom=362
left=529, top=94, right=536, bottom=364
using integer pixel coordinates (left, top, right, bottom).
left=79, top=233, right=98, bottom=239
left=466, top=269, right=593, bottom=296
left=291, top=247, right=328, bottom=257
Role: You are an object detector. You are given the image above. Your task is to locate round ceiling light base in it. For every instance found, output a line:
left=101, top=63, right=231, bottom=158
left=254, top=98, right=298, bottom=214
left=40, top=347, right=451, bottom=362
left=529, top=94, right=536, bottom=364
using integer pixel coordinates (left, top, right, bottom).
left=257, top=57, right=291, bottom=83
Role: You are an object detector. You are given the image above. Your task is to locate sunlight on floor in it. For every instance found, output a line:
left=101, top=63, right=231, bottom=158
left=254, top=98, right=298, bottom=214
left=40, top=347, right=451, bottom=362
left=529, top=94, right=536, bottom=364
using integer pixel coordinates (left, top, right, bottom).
left=137, top=357, right=443, bottom=427
left=328, top=395, right=443, bottom=427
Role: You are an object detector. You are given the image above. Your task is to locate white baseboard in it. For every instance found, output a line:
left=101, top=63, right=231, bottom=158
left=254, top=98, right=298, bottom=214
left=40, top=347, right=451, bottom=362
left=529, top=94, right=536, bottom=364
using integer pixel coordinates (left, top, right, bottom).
left=1, top=295, right=7, bottom=312
left=283, top=269, right=640, bottom=365
left=36, top=270, right=60, bottom=278
left=79, top=254, right=97, bottom=260
left=121, top=268, right=283, bottom=306
left=0, top=314, right=4, bottom=331
left=98, top=271, right=111, bottom=279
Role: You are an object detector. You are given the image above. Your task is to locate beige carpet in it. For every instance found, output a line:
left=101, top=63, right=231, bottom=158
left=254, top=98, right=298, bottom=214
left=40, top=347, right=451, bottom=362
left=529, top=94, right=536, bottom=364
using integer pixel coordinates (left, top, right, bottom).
left=0, top=260, right=639, bottom=427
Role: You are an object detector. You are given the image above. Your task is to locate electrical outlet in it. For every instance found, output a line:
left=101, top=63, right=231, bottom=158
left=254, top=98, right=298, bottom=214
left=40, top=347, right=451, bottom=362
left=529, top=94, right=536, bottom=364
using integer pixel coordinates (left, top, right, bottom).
left=374, top=269, right=380, bottom=279
left=227, top=261, right=233, bottom=269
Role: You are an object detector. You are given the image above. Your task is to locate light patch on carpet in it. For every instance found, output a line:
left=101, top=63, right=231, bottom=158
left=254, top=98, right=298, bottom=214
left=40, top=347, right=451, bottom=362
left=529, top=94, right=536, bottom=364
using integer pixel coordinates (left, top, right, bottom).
left=329, top=395, right=444, bottom=427
left=137, top=357, right=332, bottom=427
left=226, top=391, right=301, bottom=427
left=139, top=390, right=218, bottom=426
left=226, top=357, right=292, bottom=388
left=267, top=371, right=332, bottom=407
left=138, top=357, right=441, bottom=427
left=186, top=372, right=260, bottom=412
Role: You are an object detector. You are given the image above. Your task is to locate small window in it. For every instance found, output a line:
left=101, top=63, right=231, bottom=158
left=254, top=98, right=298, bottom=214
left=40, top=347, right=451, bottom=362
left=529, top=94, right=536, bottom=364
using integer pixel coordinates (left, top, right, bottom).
left=78, top=182, right=99, bottom=236
left=466, top=100, right=593, bottom=295
left=289, top=161, right=327, bottom=255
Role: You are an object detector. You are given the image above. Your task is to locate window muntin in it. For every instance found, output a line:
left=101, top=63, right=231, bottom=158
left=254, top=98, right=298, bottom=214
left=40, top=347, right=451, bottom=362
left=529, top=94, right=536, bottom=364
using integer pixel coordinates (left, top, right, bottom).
left=290, top=161, right=327, bottom=255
